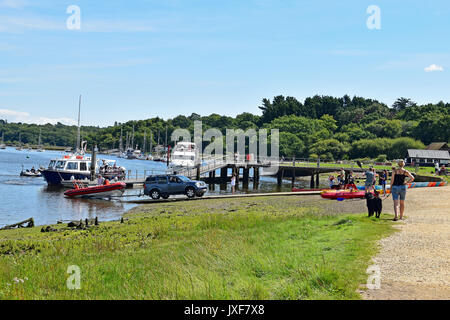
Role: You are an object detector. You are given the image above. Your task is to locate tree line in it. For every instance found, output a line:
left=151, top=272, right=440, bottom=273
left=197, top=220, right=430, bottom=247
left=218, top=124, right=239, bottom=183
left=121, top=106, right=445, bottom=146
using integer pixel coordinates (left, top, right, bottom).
left=1, top=95, right=448, bottom=160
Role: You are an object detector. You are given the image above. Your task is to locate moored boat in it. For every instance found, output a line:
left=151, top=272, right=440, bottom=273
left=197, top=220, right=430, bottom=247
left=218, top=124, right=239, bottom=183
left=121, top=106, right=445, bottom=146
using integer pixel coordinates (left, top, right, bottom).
left=20, top=169, right=42, bottom=177
left=169, top=142, right=198, bottom=168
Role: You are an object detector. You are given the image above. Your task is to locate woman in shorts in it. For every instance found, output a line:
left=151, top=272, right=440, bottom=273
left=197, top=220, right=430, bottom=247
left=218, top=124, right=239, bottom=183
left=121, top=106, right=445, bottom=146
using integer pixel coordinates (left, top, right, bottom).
left=391, top=160, right=414, bottom=221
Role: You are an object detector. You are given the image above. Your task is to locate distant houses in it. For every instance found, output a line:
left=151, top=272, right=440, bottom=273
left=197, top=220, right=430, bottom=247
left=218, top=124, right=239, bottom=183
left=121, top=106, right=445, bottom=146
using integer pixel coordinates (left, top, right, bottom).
left=406, top=142, right=450, bottom=167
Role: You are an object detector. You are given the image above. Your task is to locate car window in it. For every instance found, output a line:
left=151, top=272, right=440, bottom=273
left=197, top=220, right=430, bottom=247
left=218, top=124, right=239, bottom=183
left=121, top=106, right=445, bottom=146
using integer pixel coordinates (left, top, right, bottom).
left=146, top=176, right=156, bottom=182
left=178, top=176, right=191, bottom=182
left=157, top=176, right=167, bottom=184
left=169, top=176, right=179, bottom=183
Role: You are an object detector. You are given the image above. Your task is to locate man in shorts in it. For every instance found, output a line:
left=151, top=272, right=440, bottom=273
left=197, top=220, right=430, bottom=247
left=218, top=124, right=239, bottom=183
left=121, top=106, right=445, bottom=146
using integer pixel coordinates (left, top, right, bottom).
left=364, top=166, right=376, bottom=193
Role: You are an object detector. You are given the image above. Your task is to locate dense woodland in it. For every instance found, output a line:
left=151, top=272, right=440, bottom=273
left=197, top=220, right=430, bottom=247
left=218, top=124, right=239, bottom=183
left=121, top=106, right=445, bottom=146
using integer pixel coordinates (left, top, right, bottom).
left=1, top=95, right=449, bottom=160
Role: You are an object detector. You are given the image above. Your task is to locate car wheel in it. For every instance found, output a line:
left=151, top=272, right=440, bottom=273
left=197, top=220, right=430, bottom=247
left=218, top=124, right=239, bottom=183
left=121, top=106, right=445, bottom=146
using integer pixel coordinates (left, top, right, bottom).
left=150, top=189, right=161, bottom=200
left=186, top=187, right=196, bottom=199
left=161, top=193, right=169, bottom=199
left=196, top=192, right=204, bottom=197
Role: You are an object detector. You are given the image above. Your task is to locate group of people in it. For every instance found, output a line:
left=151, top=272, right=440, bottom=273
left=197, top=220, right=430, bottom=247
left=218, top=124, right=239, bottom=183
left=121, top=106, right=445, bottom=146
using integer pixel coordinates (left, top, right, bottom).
left=435, top=162, right=447, bottom=176
left=364, top=160, right=414, bottom=221
left=97, top=174, right=119, bottom=186
left=327, top=168, right=355, bottom=189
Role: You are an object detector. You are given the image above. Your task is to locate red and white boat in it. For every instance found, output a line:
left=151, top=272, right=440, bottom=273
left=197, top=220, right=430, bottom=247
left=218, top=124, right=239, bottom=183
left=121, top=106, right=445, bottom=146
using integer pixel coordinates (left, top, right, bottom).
left=64, top=181, right=126, bottom=199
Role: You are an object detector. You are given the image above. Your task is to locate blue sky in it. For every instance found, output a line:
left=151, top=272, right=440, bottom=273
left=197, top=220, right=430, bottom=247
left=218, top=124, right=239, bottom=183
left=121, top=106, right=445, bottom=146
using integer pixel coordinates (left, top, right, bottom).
left=0, top=0, right=449, bottom=126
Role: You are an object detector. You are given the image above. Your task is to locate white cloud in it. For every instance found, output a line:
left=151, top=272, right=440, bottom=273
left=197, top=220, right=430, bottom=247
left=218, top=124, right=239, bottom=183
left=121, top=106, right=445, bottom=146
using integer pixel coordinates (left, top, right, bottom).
left=0, top=0, right=28, bottom=9
left=0, top=77, right=27, bottom=83
left=424, top=64, right=444, bottom=72
left=0, top=15, right=155, bottom=33
left=0, top=108, right=77, bottom=125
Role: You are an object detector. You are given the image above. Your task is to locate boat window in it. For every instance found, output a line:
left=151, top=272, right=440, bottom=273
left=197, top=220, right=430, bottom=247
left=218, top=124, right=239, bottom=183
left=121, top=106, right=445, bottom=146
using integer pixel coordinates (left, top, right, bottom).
left=48, top=160, right=56, bottom=168
left=80, top=162, right=88, bottom=171
left=67, top=162, right=78, bottom=170
left=55, top=161, right=66, bottom=169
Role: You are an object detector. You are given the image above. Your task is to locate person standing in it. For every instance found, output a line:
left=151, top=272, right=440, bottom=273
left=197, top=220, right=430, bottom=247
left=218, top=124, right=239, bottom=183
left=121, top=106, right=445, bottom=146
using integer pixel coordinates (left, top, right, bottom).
left=364, top=166, right=375, bottom=193
left=379, top=169, right=388, bottom=195
left=391, top=160, right=414, bottom=221
left=97, top=174, right=104, bottom=186
left=435, top=162, right=440, bottom=175
left=231, top=174, right=236, bottom=194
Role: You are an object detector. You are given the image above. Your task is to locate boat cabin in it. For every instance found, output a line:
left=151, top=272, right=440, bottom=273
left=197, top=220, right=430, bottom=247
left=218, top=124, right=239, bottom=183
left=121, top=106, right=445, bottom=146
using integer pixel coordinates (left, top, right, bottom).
left=47, top=155, right=93, bottom=172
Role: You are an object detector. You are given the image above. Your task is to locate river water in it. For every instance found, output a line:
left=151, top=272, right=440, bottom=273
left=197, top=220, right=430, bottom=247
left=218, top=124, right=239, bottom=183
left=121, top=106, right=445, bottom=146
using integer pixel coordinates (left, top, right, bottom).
left=0, top=147, right=314, bottom=227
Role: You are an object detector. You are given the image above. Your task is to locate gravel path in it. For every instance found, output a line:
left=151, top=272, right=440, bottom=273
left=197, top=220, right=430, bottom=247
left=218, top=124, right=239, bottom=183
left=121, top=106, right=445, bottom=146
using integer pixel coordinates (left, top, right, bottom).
left=361, top=186, right=450, bottom=300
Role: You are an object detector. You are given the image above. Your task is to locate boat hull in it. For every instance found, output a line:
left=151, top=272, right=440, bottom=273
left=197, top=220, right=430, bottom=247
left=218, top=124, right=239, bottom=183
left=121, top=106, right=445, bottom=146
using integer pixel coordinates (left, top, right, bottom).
left=20, top=172, right=42, bottom=177
left=64, top=182, right=126, bottom=198
left=42, top=169, right=91, bottom=186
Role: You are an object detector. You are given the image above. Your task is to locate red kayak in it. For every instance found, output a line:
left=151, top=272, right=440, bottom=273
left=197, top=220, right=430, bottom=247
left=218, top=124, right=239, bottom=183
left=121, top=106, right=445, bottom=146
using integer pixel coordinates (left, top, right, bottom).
left=64, top=182, right=126, bottom=198
left=320, top=189, right=367, bottom=200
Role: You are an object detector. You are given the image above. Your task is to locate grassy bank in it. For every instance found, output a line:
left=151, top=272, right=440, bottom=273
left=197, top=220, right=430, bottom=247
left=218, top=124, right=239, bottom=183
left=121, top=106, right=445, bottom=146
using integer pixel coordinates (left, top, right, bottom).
left=0, top=196, right=394, bottom=300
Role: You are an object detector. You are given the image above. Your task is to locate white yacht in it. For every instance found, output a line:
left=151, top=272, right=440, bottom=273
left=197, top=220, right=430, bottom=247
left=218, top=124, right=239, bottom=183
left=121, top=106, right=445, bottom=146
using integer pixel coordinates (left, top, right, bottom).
left=169, top=142, right=198, bottom=168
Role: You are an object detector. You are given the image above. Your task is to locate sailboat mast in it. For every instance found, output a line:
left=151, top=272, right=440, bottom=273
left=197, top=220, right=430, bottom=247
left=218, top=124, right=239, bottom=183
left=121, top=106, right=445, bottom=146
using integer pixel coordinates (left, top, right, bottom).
left=132, top=125, right=135, bottom=150
left=165, top=125, right=168, bottom=148
left=119, top=127, right=123, bottom=153
left=76, top=95, right=81, bottom=153
left=143, top=131, right=147, bottom=154
left=149, top=131, right=153, bottom=155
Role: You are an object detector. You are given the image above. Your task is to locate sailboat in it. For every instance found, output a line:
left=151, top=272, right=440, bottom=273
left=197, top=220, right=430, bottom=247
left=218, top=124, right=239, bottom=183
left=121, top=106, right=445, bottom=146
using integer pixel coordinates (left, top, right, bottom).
left=16, top=133, right=23, bottom=150
left=118, top=127, right=127, bottom=158
left=0, top=132, right=5, bottom=149
left=37, top=128, right=45, bottom=152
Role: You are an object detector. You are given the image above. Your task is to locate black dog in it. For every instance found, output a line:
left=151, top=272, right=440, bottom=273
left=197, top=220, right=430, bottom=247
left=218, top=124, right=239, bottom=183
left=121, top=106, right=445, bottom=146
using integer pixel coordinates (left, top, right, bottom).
left=365, top=191, right=382, bottom=218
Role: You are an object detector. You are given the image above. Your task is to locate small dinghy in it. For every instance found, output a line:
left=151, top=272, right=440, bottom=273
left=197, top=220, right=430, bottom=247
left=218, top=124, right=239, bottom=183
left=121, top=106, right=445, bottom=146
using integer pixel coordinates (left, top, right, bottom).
left=64, top=181, right=126, bottom=199
left=20, top=166, right=42, bottom=177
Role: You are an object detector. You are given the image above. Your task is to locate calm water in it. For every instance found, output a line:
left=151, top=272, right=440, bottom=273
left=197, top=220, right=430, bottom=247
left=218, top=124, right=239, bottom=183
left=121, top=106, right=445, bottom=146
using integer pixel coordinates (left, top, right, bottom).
left=0, top=147, right=313, bottom=227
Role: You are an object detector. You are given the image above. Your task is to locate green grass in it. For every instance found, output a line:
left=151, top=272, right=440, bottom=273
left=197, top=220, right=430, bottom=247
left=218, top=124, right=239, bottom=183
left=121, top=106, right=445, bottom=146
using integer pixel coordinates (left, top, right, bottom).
left=0, top=196, right=395, bottom=300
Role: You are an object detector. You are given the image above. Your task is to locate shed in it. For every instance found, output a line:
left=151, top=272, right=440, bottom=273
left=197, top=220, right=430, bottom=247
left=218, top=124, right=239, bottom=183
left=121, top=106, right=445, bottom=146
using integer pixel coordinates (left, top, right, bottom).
left=406, top=149, right=450, bottom=166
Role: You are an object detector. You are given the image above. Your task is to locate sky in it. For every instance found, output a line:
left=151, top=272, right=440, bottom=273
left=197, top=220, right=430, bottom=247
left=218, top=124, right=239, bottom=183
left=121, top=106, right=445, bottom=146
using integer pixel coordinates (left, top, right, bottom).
left=0, top=0, right=449, bottom=126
